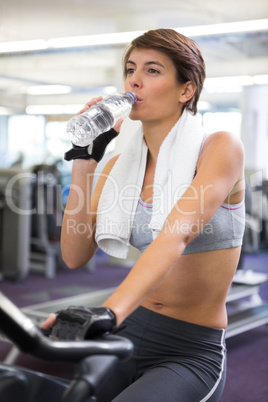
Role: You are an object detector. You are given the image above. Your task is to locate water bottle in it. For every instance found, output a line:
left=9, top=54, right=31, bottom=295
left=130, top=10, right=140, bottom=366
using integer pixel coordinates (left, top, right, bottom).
left=66, top=92, right=136, bottom=146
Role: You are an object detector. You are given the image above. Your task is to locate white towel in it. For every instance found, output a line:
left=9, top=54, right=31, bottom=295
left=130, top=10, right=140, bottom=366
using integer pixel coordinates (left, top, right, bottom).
left=95, top=110, right=205, bottom=259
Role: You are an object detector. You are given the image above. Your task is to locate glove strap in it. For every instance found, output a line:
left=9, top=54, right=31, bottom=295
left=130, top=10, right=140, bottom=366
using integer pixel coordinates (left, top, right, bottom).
left=64, top=143, right=93, bottom=161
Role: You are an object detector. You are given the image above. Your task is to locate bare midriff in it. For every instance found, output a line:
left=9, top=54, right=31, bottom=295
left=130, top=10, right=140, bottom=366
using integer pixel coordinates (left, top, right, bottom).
left=141, top=246, right=241, bottom=329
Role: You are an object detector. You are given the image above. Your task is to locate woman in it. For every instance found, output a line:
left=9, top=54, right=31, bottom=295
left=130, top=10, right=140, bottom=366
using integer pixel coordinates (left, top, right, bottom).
left=43, top=29, right=245, bottom=401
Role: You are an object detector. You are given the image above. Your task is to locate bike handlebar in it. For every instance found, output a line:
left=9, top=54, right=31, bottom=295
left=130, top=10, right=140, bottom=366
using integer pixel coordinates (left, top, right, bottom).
left=0, top=292, right=133, bottom=363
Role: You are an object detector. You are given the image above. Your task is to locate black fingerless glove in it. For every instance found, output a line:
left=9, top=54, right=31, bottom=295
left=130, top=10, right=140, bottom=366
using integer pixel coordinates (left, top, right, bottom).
left=64, top=128, right=119, bottom=162
left=49, top=306, right=117, bottom=340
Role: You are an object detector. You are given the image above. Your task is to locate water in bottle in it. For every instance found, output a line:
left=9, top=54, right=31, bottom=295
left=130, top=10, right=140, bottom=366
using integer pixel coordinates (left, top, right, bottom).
left=66, top=92, right=136, bottom=146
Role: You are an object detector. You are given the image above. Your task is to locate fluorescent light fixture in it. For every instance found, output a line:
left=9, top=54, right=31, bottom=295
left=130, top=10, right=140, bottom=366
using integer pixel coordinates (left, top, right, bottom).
left=204, top=75, right=254, bottom=88
left=0, top=19, right=267, bottom=54
left=0, top=107, right=13, bottom=115
left=204, top=75, right=258, bottom=93
left=47, top=31, right=145, bottom=49
left=207, top=86, right=243, bottom=94
left=179, top=18, right=268, bottom=37
left=103, top=86, right=118, bottom=94
left=26, top=104, right=83, bottom=115
left=203, top=75, right=254, bottom=93
left=253, top=74, right=268, bottom=85
left=0, top=39, right=47, bottom=53
left=203, top=74, right=268, bottom=93
left=24, top=85, right=72, bottom=95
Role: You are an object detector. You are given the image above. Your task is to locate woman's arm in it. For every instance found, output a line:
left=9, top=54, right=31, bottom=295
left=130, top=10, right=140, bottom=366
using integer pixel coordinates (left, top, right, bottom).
left=42, top=155, right=120, bottom=330
left=61, top=154, right=120, bottom=269
left=61, top=100, right=123, bottom=268
left=102, top=131, right=245, bottom=325
left=61, top=158, right=98, bottom=269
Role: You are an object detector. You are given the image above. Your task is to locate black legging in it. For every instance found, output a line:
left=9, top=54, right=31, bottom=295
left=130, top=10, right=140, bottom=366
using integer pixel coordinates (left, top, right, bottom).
left=95, top=306, right=226, bottom=402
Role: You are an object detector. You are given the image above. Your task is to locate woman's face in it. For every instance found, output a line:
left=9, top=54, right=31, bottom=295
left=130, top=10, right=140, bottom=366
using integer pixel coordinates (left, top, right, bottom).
left=124, top=48, right=185, bottom=126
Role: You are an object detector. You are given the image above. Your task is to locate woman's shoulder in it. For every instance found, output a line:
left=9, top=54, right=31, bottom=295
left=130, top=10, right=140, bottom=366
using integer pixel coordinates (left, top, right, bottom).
left=201, top=131, right=244, bottom=161
left=204, top=130, right=243, bottom=151
left=197, top=130, right=244, bottom=177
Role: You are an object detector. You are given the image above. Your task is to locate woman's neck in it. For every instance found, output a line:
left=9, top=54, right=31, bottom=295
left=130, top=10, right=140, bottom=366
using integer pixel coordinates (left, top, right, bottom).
left=142, top=113, right=182, bottom=163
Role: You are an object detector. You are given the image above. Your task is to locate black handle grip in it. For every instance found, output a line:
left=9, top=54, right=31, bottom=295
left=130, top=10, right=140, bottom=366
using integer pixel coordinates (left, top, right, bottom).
left=0, top=292, right=133, bottom=363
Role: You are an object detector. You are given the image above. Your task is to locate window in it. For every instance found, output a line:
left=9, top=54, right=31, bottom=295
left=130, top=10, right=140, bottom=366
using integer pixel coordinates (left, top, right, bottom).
left=8, top=115, right=45, bottom=167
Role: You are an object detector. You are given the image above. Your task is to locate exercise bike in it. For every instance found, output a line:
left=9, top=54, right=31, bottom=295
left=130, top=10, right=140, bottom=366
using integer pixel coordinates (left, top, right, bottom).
left=0, top=292, right=133, bottom=401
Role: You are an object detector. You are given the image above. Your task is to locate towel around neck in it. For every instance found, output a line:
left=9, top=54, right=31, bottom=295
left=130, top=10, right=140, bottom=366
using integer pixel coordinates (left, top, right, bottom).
left=95, top=110, right=205, bottom=259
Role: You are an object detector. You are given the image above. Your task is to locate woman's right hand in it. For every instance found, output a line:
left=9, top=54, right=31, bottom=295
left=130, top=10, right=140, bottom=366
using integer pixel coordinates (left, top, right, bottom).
left=77, top=97, right=124, bottom=133
left=42, top=313, right=57, bottom=330
left=77, top=96, right=103, bottom=115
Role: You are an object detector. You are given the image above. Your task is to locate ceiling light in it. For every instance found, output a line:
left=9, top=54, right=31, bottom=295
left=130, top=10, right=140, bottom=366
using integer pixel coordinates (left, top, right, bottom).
left=24, top=85, right=72, bottom=95
left=179, top=19, right=268, bottom=37
left=253, top=74, right=268, bottom=85
left=0, top=39, right=47, bottom=53
left=205, top=85, right=243, bottom=94
left=204, top=75, right=256, bottom=92
left=203, top=76, right=254, bottom=93
left=204, top=76, right=254, bottom=88
left=203, top=75, right=268, bottom=93
left=47, top=31, right=145, bottom=49
left=0, top=19, right=267, bottom=54
left=103, top=86, right=118, bottom=94
left=26, top=104, right=83, bottom=115
left=0, top=107, right=13, bottom=115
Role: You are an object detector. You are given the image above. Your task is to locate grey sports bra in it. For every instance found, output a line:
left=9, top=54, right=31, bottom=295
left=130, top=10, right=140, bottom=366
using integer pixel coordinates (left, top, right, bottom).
left=129, top=133, right=245, bottom=255
left=129, top=196, right=245, bottom=255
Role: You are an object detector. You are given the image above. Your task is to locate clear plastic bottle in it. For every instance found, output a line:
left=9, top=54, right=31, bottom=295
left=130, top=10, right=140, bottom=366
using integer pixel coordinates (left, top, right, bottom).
left=66, top=92, right=136, bottom=146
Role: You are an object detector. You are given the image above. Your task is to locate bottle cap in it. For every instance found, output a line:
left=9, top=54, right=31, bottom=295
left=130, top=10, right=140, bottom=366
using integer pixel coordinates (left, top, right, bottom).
left=125, top=92, right=136, bottom=104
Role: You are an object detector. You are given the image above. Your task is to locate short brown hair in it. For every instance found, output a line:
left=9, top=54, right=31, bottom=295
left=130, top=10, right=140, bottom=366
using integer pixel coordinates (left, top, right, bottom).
left=123, top=29, right=206, bottom=115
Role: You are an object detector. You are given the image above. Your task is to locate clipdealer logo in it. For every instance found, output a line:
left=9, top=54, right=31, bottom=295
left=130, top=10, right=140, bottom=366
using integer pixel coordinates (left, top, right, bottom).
left=3, top=169, right=265, bottom=234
